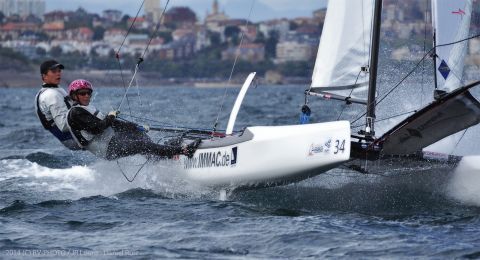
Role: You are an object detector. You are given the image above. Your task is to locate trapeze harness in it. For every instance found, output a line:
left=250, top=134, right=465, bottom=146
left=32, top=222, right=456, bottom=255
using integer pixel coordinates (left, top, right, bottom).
left=35, top=84, right=80, bottom=150
left=67, top=104, right=115, bottom=159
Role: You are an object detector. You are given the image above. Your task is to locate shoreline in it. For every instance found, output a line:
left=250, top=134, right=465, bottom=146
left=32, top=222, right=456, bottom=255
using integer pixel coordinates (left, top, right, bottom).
left=0, top=69, right=309, bottom=88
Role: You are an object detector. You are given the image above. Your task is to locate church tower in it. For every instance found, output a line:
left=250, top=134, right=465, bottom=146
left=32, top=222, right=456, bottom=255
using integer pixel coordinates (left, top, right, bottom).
left=144, top=0, right=163, bottom=23
left=213, top=0, right=219, bottom=15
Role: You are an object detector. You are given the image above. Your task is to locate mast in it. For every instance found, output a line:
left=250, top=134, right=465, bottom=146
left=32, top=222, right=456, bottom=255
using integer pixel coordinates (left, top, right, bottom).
left=365, top=0, right=383, bottom=137
left=432, top=29, right=438, bottom=90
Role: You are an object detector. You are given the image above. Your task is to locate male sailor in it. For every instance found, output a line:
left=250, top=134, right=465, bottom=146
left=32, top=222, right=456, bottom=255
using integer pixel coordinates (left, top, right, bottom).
left=66, top=79, right=200, bottom=160
left=35, top=60, right=81, bottom=150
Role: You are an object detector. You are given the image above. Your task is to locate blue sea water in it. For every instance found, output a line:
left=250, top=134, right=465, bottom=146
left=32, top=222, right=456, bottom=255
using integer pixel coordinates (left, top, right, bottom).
left=1, top=85, right=480, bottom=259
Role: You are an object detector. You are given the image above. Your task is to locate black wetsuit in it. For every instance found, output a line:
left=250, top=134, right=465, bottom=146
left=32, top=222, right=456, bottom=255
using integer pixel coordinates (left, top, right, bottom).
left=68, top=105, right=182, bottom=160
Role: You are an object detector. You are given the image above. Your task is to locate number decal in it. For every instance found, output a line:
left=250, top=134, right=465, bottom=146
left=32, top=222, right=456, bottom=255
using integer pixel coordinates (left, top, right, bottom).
left=334, top=139, right=346, bottom=154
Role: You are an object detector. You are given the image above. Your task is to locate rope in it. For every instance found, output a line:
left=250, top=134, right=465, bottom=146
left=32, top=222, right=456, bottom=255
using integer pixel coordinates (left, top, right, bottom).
left=116, top=0, right=146, bottom=56
left=336, top=71, right=362, bottom=121
left=101, top=1, right=147, bottom=117
left=117, top=62, right=142, bottom=111
left=116, top=115, right=226, bottom=134
left=351, top=49, right=433, bottom=125
left=437, top=33, right=480, bottom=48
left=351, top=109, right=417, bottom=129
left=115, top=58, right=133, bottom=117
left=114, top=0, right=146, bottom=116
left=117, top=158, right=150, bottom=182
left=212, top=0, right=256, bottom=132
left=141, top=0, right=171, bottom=60
left=451, top=128, right=469, bottom=154
left=116, top=133, right=183, bottom=183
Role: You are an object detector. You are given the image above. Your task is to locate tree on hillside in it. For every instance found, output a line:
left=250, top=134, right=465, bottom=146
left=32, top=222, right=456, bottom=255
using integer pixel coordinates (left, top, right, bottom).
left=111, top=14, right=132, bottom=29
left=254, top=31, right=266, bottom=44
left=265, top=31, right=279, bottom=59
left=24, top=14, right=41, bottom=24
left=36, top=47, right=47, bottom=57
left=155, top=31, right=172, bottom=43
left=50, top=46, right=63, bottom=57
left=65, top=7, right=93, bottom=29
left=6, top=14, right=21, bottom=23
left=224, top=26, right=241, bottom=45
left=93, top=26, right=105, bottom=41
left=209, top=31, right=222, bottom=47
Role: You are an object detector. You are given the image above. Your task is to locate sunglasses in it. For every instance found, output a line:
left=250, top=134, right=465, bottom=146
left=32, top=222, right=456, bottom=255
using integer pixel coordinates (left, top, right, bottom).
left=77, top=91, right=92, bottom=96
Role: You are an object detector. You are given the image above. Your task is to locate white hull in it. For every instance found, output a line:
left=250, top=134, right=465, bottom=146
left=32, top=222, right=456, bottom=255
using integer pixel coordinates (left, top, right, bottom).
left=179, top=121, right=351, bottom=189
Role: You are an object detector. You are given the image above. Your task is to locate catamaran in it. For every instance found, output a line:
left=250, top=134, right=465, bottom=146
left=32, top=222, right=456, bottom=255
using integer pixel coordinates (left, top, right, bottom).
left=116, top=0, right=480, bottom=188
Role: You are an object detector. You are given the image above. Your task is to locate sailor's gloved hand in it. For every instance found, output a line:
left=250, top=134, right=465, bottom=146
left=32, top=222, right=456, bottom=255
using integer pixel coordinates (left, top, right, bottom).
left=108, top=110, right=120, bottom=118
left=182, top=139, right=202, bottom=158
left=137, top=124, right=150, bottom=133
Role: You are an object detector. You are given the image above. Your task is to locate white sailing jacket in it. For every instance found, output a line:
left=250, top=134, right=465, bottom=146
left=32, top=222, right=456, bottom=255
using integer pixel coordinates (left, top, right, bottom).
left=35, top=84, right=80, bottom=150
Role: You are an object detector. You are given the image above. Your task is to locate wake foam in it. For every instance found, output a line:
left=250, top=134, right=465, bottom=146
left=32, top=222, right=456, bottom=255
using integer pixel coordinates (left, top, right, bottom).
left=447, top=156, right=480, bottom=206
left=0, top=156, right=216, bottom=202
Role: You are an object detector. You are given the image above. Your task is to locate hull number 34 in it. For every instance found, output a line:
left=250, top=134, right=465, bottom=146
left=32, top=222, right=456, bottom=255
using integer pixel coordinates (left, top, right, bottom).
left=308, top=139, right=346, bottom=157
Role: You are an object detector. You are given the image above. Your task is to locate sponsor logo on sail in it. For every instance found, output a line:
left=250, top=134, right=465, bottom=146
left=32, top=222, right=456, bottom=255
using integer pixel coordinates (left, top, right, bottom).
left=308, top=139, right=331, bottom=156
left=184, top=147, right=238, bottom=169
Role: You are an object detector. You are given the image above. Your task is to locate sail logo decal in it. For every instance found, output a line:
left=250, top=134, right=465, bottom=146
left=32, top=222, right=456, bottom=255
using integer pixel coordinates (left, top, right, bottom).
left=184, top=147, right=238, bottom=169
left=438, top=60, right=450, bottom=80
left=452, top=8, right=466, bottom=18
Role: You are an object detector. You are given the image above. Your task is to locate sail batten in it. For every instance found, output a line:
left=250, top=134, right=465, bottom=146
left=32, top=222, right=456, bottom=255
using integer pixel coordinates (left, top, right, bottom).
left=311, top=0, right=374, bottom=99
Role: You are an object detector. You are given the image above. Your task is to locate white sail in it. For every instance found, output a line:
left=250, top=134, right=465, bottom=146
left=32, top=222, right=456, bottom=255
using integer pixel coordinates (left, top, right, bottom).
left=432, top=0, right=472, bottom=92
left=311, top=0, right=374, bottom=99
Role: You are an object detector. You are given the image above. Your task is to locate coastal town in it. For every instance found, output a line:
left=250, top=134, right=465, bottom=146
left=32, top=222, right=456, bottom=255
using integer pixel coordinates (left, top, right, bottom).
left=1, top=0, right=480, bottom=86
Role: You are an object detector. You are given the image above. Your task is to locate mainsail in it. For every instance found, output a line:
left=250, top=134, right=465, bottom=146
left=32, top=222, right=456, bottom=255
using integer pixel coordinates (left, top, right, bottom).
left=432, top=0, right=472, bottom=92
left=310, top=0, right=374, bottom=101
left=376, top=1, right=478, bottom=156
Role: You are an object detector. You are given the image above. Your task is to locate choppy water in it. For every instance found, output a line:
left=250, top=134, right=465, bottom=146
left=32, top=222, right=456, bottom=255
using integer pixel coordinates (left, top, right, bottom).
left=1, top=85, right=480, bottom=259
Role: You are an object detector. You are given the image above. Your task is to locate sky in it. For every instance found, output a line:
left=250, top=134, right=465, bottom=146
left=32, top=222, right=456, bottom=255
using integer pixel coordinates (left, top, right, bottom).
left=45, top=0, right=327, bottom=21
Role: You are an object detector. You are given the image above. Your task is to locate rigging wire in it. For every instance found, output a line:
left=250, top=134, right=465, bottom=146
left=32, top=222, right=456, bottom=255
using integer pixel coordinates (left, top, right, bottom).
left=451, top=128, right=469, bottom=155
left=116, top=0, right=146, bottom=56
left=113, top=0, right=172, bottom=182
left=421, top=0, right=429, bottom=105
left=116, top=0, right=172, bottom=113
left=113, top=0, right=146, bottom=117
left=351, top=33, right=480, bottom=125
left=351, top=49, right=432, bottom=125
left=116, top=114, right=230, bottom=134
left=336, top=71, right=362, bottom=121
left=351, top=109, right=417, bottom=129
left=211, top=0, right=256, bottom=133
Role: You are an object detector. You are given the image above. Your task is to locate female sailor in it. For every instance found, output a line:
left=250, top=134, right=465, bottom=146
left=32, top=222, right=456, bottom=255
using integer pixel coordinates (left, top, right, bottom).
left=66, top=79, right=200, bottom=160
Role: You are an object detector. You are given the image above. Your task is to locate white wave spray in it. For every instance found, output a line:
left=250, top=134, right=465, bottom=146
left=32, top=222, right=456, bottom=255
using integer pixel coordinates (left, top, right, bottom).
left=446, top=156, right=480, bottom=206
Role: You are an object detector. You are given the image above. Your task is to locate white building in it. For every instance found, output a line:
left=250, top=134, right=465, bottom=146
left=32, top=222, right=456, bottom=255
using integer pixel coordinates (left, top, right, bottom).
left=259, top=19, right=290, bottom=40
left=0, top=0, right=45, bottom=19
left=276, top=33, right=318, bottom=63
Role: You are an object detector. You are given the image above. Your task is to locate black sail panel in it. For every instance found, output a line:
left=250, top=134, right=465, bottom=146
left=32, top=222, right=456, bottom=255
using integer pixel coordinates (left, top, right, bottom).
left=378, top=81, right=480, bottom=155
